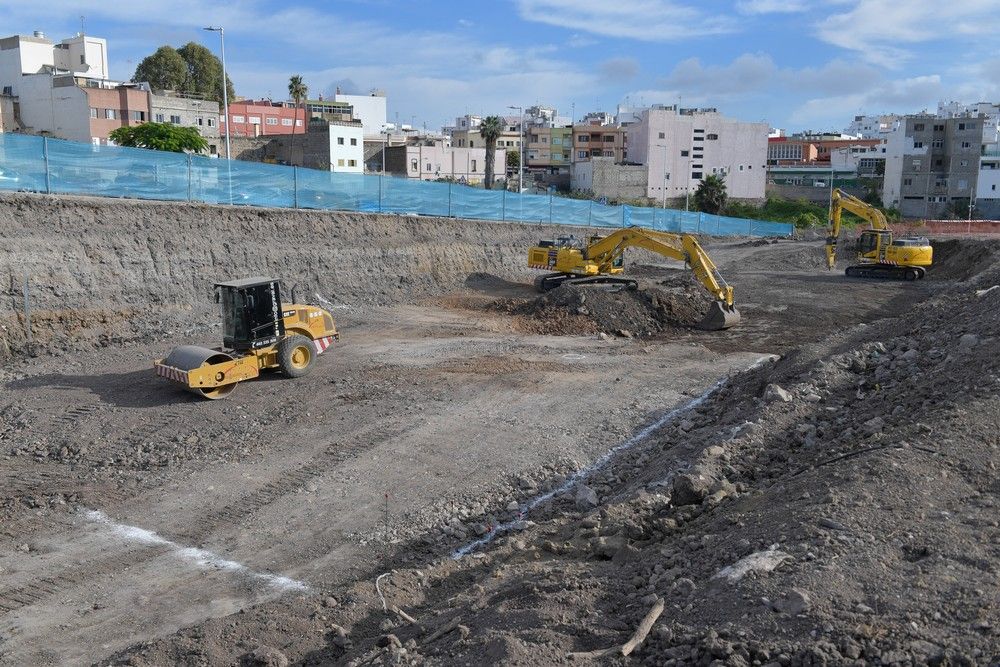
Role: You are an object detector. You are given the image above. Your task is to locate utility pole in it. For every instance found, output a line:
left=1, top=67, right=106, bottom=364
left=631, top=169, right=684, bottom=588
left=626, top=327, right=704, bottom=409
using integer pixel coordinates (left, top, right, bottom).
left=509, top=105, right=523, bottom=192
left=203, top=26, right=230, bottom=162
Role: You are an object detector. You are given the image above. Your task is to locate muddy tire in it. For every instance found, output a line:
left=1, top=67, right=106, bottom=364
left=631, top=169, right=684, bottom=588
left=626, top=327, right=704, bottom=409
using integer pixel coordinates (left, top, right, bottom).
left=277, top=334, right=315, bottom=378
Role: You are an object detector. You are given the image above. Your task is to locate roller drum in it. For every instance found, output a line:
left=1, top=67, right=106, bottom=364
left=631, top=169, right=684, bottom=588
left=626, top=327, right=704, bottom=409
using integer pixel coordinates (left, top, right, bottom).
left=160, top=345, right=238, bottom=400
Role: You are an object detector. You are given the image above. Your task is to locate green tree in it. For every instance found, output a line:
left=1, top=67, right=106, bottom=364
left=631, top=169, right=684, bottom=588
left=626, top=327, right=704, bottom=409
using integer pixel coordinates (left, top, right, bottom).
left=177, top=42, right=235, bottom=103
left=506, top=149, right=520, bottom=175
left=132, top=46, right=187, bottom=92
left=109, top=122, right=208, bottom=153
left=287, top=75, right=308, bottom=165
left=479, top=115, right=503, bottom=190
left=694, top=173, right=727, bottom=214
left=131, top=43, right=234, bottom=103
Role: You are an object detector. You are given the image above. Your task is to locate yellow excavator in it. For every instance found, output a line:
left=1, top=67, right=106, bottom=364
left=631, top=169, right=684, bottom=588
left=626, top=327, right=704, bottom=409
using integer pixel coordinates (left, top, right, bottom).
left=826, top=188, right=933, bottom=280
left=154, top=277, right=338, bottom=399
left=527, top=226, right=740, bottom=330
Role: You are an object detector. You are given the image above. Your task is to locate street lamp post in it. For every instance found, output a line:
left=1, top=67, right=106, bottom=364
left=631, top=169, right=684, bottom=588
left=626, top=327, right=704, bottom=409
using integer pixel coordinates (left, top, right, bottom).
left=508, top=105, right=523, bottom=192
left=203, top=26, right=230, bottom=161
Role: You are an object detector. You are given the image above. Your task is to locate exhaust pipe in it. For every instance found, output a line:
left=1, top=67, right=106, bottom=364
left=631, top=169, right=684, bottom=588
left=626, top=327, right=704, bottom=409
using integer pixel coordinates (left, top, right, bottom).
left=698, top=301, right=741, bottom=331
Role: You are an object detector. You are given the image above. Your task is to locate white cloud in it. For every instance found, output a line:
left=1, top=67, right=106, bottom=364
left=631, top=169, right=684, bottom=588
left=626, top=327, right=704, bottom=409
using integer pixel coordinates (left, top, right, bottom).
left=515, top=0, right=735, bottom=41
left=817, top=0, right=1000, bottom=67
left=789, top=75, right=943, bottom=126
left=599, top=57, right=640, bottom=82
left=736, top=0, right=808, bottom=14
left=664, top=53, right=777, bottom=96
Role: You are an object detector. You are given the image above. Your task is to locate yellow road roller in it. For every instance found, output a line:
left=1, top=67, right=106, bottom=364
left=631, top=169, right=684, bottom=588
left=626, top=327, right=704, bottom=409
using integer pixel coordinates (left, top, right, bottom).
left=154, top=277, right=338, bottom=399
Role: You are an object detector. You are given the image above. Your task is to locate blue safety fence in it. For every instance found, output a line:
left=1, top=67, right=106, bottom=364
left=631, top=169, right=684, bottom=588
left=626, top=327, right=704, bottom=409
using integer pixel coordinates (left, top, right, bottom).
left=0, top=133, right=793, bottom=237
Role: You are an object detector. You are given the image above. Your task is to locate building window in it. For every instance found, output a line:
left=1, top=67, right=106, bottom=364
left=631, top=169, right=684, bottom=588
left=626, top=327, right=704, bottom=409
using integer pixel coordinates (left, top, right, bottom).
left=207, top=117, right=215, bottom=127
left=694, top=128, right=705, bottom=133
left=425, top=163, right=431, bottom=172
left=933, top=124, right=944, bottom=131
left=691, top=171, right=703, bottom=179
left=578, top=150, right=587, bottom=159
left=958, top=179, right=968, bottom=190
left=209, top=144, right=216, bottom=154
left=281, top=118, right=293, bottom=126
left=552, top=137, right=562, bottom=146
left=706, top=133, right=718, bottom=140
left=350, top=138, right=357, bottom=146
left=658, top=132, right=665, bottom=139
left=349, top=159, right=357, bottom=167
left=338, top=159, right=345, bottom=167
left=739, top=165, right=744, bottom=171
left=913, top=141, right=923, bottom=148
left=265, top=117, right=278, bottom=125
left=603, top=150, right=613, bottom=157
left=579, top=135, right=589, bottom=143
left=249, top=116, right=261, bottom=125
left=913, top=159, right=921, bottom=168
left=170, top=115, right=181, bottom=124
left=469, top=141, right=474, bottom=148
left=196, top=117, right=204, bottom=126
left=471, top=159, right=477, bottom=172
left=89, top=107, right=98, bottom=118
left=131, top=111, right=145, bottom=122
left=958, top=123, right=966, bottom=130
left=105, top=108, right=117, bottom=119
left=80, top=54, right=85, bottom=64
left=932, top=139, right=943, bottom=148
left=680, top=150, right=689, bottom=157
left=154, top=113, right=164, bottom=122
left=903, top=178, right=912, bottom=186
left=232, top=115, right=245, bottom=123
left=338, top=137, right=345, bottom=145
left=961, top=142, right=971, bottom=149
left=914, top=123, right=925, bottom=131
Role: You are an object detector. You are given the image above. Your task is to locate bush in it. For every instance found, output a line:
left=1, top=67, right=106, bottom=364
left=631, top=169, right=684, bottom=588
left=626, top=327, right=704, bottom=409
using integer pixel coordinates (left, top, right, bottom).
left=794, top=212, right=823, bottom=229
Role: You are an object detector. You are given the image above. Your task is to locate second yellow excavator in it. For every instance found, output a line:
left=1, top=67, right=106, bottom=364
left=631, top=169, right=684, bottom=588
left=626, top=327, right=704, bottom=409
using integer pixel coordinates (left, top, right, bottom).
left=825, top=188, right=933, bottom=280
left=527, top=226, right=740, bottom=330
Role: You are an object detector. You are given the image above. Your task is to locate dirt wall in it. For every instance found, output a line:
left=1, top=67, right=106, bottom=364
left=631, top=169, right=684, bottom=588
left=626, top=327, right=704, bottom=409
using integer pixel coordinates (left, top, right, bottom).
left=0, top=192, right=589, bottom=357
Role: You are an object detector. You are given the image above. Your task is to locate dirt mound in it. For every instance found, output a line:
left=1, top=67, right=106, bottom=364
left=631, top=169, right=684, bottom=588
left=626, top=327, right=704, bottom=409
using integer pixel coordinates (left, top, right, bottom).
left=511, top=283, right=711, bottom=336
left=749, top=241, right=832, bottom=271
left=929, top=238, right=1000, bottom=281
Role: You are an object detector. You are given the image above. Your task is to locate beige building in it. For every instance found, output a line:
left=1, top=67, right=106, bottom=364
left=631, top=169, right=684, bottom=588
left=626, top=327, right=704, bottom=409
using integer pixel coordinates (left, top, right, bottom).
left=572, top=124, right=627, bottom=164
left=385, top=138, right=505, bottom=184
left=448, top=114, right=522, bottom=154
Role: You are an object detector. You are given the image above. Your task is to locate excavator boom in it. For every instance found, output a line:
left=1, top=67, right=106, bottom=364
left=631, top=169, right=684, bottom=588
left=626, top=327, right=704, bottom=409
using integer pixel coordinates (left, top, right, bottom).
left=527, top=226, right=740, bottom=330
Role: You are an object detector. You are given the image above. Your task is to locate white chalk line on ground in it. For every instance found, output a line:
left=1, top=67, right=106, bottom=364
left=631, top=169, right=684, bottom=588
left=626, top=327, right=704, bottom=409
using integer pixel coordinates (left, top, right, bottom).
left=83, top=510, right=311, bottom=593
left=452, top=354, right=779, bottom=559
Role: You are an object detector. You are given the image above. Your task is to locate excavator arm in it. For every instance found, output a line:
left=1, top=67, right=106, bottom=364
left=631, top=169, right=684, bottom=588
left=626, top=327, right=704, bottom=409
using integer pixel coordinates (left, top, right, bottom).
left=582, top=226, right=740, bottom=330
left=585, top=227, right=735, bottom=306
left=825, top=188, right=889, bottom=269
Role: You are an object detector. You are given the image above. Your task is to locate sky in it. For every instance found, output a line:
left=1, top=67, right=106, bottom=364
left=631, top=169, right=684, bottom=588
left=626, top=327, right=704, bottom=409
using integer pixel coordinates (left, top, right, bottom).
left=2, top=0, right=999, bottom=133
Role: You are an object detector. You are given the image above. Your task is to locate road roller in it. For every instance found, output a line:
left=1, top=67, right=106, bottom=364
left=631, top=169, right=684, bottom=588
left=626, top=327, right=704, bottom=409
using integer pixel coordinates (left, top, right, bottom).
left=154, top=277, right=338, bottom=399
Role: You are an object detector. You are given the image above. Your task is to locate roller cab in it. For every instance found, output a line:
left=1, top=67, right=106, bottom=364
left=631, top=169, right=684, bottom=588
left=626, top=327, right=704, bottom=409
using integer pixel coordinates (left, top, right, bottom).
left=154, top=277, right=339, bottom=399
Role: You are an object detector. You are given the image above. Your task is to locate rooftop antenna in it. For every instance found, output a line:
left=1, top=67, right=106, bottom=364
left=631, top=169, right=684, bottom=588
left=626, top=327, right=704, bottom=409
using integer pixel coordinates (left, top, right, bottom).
left=80, top=15, right=86, bottom=35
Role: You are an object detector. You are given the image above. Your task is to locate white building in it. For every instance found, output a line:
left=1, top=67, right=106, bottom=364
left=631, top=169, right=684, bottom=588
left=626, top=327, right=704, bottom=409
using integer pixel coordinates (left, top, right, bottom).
left=334, top=90, right=387, bottom=138
left=386, top=139, right=503, bottom=184
left=0, top=31, right=109, bottom=97
left=845, top=114, right=902, bottom=139
left=626, top=107, right=769, bottom=201
left=329, top=121, right=364, bottom=173
left=937, top=100, right=1000, bottom=144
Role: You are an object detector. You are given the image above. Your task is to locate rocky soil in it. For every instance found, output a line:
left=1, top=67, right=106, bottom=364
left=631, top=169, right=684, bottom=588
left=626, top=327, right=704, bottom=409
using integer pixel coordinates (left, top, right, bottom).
left=103, top=240, right=1000, bottom=666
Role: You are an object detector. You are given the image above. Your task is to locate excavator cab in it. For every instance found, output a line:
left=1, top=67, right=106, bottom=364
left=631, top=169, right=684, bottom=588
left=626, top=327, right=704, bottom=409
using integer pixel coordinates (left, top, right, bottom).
left=856, top=229, right=889, bottom=261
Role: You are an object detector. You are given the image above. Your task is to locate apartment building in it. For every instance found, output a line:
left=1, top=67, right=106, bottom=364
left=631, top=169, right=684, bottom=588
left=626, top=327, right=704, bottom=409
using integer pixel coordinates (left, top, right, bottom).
left=625, top=106, right=768, bottom=201
left=883, top=115, right=982, bottom=218
left=526, top=125, right=572, bottom=171
left=149, top=91, right=219, bottom=153
left=572, top=124, right=627, bottom=164
left=334, top=90, right=387, bottom=138
left=384, top=137, right=501, bottom=184
left=448, top=114, right=522, bottom=153
left=223, top=99, right=305, bottom=138
left=845, top=114, right=902, bottom=139
left=767, top=134, right=884, bottom=166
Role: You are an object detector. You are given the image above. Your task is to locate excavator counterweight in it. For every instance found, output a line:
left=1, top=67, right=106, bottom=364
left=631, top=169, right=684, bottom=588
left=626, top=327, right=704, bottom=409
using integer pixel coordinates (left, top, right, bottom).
left=527, top=227, right=741, bottom=331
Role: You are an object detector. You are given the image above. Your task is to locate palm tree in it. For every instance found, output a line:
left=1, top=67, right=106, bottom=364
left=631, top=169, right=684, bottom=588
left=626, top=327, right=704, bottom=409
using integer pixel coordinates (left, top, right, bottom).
left=287, top=75, right=308, bottom=165
left=479, top=115, right=503, bottom=190
left=694, top=173, right=728, bottom=214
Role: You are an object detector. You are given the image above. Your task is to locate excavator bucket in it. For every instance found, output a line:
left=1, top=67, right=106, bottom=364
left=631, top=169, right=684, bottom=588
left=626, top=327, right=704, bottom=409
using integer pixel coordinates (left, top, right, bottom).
left=698, top=301, right=741, bottom=331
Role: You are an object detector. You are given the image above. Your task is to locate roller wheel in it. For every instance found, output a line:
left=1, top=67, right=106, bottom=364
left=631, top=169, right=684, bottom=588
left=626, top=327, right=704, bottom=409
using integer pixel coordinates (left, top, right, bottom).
left=278, top=334, right=315, bottom=378
left=904, top=268, right=918, bottom=281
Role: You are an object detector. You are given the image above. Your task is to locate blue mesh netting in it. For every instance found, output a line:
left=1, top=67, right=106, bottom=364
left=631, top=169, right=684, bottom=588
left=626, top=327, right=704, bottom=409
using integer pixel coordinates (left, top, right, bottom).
left=0, top=134, right=793, bottom=237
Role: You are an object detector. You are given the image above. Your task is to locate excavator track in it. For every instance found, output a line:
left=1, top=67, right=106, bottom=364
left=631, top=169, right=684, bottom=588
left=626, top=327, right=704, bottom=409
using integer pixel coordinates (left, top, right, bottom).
left=535, top=272, right=639, bottom=292
left=845, top=265, right=925, bottom=281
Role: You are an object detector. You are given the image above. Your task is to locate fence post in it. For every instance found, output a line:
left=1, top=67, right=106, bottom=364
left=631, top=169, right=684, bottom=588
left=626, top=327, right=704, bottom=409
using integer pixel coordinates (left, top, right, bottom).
left=42, top=137, right=51, bottom=194
left=22, top=275, right=31, bottom=345
left=187, top=153, right=193, bottom=202
left=502, top=188, right=506, bottom=222
left=293, top=166, right=299, bottom=209
left=378, top=173, right=383, bottom=213
left=549, top=192, right=553, bottom=224
left=448, top=181, right=452, bottom=217
left=748, top=219, right=753, bottom=236
left=588, top=199, right=593, bottom=226
left=697, top=212, right=703, bottom=234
